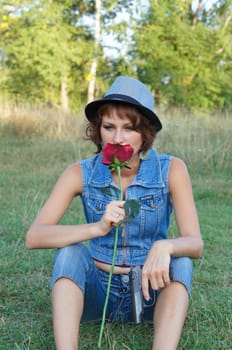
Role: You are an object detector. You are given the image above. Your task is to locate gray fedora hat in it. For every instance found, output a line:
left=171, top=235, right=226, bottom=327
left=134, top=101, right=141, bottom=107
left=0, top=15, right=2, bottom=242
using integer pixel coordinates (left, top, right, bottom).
left=85, top=76, right=162, bottom=131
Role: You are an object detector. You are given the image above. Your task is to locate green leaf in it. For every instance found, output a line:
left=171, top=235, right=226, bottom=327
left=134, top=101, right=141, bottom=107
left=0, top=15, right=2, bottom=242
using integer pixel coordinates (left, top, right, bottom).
left=111, top=186, right=120, bottom=200
left=101, top=188, right=112, bottom=196
left=101, top=186, right=119, bottom=199
left=124, top=199, right=140, bottom=223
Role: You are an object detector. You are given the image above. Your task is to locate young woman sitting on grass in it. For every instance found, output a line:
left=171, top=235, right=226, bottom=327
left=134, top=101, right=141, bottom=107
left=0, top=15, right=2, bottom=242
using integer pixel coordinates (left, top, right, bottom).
left=26, top=76, right=203, bottom=350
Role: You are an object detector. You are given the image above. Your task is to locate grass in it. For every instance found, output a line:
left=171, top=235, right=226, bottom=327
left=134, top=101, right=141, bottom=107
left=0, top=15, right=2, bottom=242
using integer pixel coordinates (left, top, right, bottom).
left=0, top=105, right=231, bottom=349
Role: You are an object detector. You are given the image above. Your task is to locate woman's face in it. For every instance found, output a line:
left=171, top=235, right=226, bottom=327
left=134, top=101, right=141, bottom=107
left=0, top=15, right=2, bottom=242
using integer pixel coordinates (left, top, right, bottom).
left=100, top=106, right=143, bottom=158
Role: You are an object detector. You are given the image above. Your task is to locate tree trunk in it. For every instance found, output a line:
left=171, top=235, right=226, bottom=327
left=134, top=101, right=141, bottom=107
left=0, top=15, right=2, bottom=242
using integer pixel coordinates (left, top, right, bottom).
left=61, top=78, right=69, bottom=113
left=87, top=0, right=102, bottom=102
left=191, top=0, right=203, bottom=28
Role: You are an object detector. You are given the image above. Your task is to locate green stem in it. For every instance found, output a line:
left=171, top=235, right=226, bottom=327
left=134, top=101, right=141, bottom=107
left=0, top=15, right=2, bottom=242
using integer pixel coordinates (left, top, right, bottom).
left=117, top=166, right=124, bottom=201
left=97, top=226, right=119, bottom=348
left=98, top=166, right=123, bottom=348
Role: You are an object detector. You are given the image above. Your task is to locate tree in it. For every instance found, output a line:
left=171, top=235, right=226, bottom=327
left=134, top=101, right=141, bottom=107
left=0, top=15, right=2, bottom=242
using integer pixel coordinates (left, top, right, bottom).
left=0, top=0, right=94, bottom=110
left=0, top=0, right=231, bottom=111
left=86, top=0, right=148, bottom=99
left=131, top=0, right=232, bottom=111
left=87, top=0, right=102, bottom=102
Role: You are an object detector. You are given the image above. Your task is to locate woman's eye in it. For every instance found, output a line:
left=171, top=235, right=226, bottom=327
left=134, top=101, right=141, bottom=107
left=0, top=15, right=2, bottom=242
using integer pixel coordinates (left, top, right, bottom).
left=102, top=124, right=135, bottom=131
left=103, top=125, right=113, bottom=130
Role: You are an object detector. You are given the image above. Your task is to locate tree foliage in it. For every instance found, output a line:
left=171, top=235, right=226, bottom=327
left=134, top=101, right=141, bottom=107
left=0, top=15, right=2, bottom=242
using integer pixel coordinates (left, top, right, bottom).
left=131, top=0, right=232, bottom=110
left=0, top=0, right=94, bottom=109
left=0, top=0, right=231, bottom=112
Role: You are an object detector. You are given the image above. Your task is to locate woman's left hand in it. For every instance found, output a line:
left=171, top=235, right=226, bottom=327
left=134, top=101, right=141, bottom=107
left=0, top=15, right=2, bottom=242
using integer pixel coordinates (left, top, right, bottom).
left=142, top=240, right=173, bottom=301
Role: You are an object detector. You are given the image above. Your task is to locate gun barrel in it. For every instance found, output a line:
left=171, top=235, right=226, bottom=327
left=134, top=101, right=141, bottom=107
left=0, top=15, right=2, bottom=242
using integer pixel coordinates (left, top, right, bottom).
left=129, top=266, right=144, bottom=324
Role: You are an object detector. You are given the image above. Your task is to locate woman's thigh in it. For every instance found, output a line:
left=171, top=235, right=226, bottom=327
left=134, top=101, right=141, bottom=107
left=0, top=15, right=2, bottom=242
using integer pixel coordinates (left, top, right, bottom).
left=50, top=247, right=193, bottom=322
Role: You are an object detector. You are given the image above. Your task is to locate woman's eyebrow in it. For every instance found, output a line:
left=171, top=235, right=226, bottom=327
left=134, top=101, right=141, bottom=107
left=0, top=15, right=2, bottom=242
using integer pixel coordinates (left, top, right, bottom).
left=102, top=121, right=115, bottom=125
left=102, top=118, right=132, bottom=125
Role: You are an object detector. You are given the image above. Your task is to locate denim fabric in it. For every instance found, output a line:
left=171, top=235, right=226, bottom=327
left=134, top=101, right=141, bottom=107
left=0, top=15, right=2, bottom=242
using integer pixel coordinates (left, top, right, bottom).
left=80, top=149, right=173, bottom=266
left=50, top=149, right=194, bottom=321
left=50, top=243, right=193, bottom=323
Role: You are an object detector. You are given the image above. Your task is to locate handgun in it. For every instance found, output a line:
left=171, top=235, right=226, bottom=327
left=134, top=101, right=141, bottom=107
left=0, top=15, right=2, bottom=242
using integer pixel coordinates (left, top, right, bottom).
left=129, top=265, right=144, bottom=324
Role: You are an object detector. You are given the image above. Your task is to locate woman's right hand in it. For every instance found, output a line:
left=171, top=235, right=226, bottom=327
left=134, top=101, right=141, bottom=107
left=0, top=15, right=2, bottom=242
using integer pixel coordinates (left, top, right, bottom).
left=98, top=200, right=126, bottom=236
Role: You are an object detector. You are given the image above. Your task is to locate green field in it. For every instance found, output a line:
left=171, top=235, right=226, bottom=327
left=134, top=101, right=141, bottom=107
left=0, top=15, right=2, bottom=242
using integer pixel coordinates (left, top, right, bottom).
left=0, top=109, right=231, bottom=349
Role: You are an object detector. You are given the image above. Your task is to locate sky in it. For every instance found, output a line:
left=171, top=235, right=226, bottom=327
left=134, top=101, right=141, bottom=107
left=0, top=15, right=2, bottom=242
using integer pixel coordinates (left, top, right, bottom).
left=192, top=0, right=219, bottom=11
left=102, top=0, right=220, bottom=58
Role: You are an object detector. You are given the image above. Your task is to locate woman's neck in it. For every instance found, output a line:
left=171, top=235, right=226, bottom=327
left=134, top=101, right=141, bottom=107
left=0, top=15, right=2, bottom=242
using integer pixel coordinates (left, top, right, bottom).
left=122, top=160, right=140, bottom=178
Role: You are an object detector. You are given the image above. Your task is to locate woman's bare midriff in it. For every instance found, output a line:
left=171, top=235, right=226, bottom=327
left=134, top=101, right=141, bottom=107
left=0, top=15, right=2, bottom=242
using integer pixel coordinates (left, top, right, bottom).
left=94, top=259, right=131, bottom=275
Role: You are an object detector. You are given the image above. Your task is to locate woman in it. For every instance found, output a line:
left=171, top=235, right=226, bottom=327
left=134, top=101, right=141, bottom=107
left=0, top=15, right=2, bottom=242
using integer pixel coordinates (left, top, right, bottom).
left=26, top=76, right=203, bottom=350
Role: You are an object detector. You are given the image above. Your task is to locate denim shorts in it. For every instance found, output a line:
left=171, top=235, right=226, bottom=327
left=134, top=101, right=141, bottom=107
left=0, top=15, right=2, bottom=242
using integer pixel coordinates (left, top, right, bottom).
left=50, top=243, right=193, bottom=323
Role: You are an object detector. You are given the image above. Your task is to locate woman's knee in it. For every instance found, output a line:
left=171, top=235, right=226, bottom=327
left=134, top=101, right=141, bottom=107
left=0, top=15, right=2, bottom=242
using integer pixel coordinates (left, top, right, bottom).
left=170, top=257, right=193, bottom=297
left=171, top=256, right=193, bottom=274
left=50, top=243, right=93, bottom=291
left=54, top=243, right=90, bottom=267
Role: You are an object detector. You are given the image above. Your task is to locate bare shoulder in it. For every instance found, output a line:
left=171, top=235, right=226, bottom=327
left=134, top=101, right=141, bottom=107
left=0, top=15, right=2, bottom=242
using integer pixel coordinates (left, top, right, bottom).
left=65, top=161, right=82, bottom=177
left=169, top=156, right=192, bottom=192
left=55, top=161, right=83, bottom=196
left=170, top=156, right=188, bottom=173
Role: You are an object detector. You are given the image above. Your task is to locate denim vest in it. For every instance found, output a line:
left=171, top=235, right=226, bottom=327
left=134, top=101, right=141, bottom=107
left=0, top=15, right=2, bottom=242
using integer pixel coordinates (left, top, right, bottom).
left=80, top=149, right=173, bottom=266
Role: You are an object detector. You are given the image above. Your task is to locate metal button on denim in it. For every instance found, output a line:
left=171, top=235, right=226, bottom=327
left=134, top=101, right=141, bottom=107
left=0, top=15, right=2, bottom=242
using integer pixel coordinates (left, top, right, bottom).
left=121, top=274, right=129, bottom=283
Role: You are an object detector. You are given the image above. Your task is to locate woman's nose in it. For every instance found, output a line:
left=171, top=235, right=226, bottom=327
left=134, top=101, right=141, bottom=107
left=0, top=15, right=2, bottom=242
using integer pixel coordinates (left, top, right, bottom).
left=113, top=129, right=124, bottom=144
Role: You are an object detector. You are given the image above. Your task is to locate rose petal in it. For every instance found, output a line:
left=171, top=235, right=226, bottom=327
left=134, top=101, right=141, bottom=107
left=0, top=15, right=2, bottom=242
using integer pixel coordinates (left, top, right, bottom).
left=102, top=143, right=134, bottom=166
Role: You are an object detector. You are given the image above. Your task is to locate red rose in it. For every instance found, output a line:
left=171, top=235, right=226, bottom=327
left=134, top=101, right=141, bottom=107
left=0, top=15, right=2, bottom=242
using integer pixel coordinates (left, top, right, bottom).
left=99, top=141, right=139, bottom=347
left=102, top=143, right=134, bottom=166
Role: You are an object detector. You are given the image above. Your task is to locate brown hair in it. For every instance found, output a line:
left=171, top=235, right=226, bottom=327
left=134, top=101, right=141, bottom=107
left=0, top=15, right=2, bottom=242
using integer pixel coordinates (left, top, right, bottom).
left=86, top=103, right=158, bottom=153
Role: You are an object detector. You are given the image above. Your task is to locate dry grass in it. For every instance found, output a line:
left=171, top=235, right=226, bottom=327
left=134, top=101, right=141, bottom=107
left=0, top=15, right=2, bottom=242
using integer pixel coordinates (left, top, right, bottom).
left=1, top=102, right=231, bottom=174
left=0, top=101, right=85, bottom=139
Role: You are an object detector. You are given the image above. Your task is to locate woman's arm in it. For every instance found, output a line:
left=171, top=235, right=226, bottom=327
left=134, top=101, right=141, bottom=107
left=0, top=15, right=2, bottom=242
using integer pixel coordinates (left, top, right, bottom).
left=25, top=162, right=126, bottom=249
left=142, top=157, right=203, bottom=299
left=25, top=162, right=98, bottom=249
left=167, top=157, right=203, bottom=257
